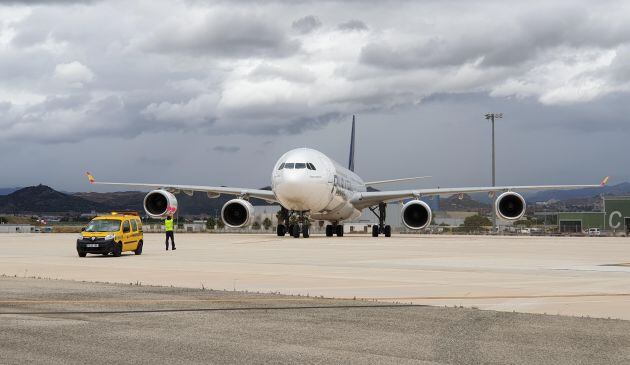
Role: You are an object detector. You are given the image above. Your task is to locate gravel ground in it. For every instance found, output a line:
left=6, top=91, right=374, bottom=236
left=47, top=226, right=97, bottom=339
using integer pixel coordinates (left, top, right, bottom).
left=1, top=277, right=629, bottom=365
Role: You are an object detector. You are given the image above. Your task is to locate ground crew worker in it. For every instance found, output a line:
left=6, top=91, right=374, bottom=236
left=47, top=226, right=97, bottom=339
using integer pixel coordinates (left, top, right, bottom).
left=165, top=216, right=176, bottom=250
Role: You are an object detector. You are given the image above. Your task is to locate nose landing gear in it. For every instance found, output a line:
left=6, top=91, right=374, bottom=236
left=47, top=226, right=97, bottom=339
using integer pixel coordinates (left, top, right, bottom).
left=277, top=209, right=310, bottom=238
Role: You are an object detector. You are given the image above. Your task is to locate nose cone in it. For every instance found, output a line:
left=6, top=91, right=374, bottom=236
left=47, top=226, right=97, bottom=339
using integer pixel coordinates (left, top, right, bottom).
left=275, top=172, right=307, bottom=208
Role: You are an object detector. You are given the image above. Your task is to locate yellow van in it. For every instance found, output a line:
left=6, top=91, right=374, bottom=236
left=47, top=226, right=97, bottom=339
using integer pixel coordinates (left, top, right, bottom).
left=77, top=212, right=143, bottom=257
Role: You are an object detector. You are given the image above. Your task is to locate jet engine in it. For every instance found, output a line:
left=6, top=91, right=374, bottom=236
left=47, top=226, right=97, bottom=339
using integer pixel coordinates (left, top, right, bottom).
left=401, top=200, right=432, bottom=230
left=221, top=199, right=254, bottom=228
left=143, top=189, right=178, bottom=219
left=495, top=192, right=526, bottom=220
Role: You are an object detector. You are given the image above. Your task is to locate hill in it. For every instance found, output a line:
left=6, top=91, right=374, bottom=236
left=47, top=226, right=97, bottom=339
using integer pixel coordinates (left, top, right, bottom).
left=527, top=182, right=630, bottom=202
left=0, top=187, right=21, bottom=195
left=0, top=185, right=103, bottom=214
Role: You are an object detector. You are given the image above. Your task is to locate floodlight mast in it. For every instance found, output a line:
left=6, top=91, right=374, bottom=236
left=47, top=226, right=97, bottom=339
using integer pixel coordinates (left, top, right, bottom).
left=484, top=112, right=503, bottom=233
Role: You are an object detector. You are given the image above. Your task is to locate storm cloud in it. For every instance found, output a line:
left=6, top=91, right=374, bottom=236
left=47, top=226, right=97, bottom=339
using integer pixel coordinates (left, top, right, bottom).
left=0, top=0, right=629, bottom=191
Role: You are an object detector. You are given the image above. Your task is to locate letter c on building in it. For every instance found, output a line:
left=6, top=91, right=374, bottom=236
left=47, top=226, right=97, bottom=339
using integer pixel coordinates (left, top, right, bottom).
left=609, top=211, right=622, bottom=229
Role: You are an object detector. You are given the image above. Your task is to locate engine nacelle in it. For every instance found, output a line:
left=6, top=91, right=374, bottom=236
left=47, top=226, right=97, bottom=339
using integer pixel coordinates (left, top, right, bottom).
left=495, top=192, right=526, bottom=220
left=221, top=199, right=254, bottom=228
left=143, top=190, right=178, bottom=219
left=401, top=200, right=432, bottom=230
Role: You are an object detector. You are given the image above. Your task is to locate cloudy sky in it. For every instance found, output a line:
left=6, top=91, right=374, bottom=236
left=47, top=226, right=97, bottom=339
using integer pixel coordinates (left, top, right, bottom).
left=0, top=0, right=628, bottom=192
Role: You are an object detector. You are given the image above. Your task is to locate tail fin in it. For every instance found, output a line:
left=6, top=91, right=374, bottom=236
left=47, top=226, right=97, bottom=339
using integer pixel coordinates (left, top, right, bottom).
left=348, top=115, right=355, bottom=172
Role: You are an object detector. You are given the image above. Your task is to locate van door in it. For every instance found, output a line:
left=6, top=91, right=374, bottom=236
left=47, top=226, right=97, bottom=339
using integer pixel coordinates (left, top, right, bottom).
left=122, top=220, right=132, bottom=249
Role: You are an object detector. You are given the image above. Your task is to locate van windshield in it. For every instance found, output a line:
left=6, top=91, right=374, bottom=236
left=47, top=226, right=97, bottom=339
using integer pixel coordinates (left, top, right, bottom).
left=85, top=219, right=121, bottom=232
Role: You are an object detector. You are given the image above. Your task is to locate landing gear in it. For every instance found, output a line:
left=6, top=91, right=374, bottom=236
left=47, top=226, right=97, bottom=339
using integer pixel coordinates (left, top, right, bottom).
left=336, top=224, right=344, bottom=237
left=325, top=224, right=334, bottom=237
left=369, top=202, right=391, bottom=237
left=282, top=210, right=310, bottom=238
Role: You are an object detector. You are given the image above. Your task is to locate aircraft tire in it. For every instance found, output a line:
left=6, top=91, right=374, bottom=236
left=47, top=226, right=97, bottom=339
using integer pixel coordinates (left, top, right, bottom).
left=372, top=225, right=379, bottom=237
left=384, top=225, right=392, bottom=237
left=302, top=225, right=310, bottom=238
left=277, top=225, right=286, bottom=236
left=336, top=225, right=344, bottom=237
left=292, top=224, right=300, bottom=238
left=325, top=225, right=333, bottom=237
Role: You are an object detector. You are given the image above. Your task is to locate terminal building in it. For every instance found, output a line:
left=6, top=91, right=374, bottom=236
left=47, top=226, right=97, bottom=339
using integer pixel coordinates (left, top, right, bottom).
left=558, top=197, right=630, bottom=234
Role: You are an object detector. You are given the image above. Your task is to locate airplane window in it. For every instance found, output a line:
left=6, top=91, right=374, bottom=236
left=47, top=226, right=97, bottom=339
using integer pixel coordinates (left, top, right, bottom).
left=278, top=163, right=285, bottom=170
left=284, top=163, right=294, bottom=169
left=307, top=163, right=316, bottom=170
left=295, top=163, right=306, bottom=169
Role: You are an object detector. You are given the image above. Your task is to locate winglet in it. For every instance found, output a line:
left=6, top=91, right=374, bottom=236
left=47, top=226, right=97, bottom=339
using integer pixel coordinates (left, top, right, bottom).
left=86, top=172, right=95, bottom=184
left=600, top=176, right=610, bottom=187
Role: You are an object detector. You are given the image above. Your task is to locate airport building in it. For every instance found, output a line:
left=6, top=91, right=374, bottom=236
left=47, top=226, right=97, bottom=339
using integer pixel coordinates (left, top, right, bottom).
left=558, top=197, right=630, bottom=234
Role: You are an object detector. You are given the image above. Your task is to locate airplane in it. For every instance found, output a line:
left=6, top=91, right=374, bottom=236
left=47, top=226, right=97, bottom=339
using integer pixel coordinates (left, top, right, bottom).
left=86, top=116, right=610, bottom=238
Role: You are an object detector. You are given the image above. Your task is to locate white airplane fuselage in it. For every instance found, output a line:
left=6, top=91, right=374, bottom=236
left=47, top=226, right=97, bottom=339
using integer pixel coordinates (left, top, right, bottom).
left=271, top=148, right=365, bottom=222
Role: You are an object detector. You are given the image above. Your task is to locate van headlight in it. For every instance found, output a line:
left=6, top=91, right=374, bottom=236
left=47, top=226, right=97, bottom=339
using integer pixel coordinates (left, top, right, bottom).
left=104, top=234, right=115, bottom=241
left=78, top=234, right=84, bottom=239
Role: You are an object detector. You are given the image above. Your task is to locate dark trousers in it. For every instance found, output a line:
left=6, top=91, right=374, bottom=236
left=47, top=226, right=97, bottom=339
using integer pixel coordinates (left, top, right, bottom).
left=165, top=231, right=175, bottom=249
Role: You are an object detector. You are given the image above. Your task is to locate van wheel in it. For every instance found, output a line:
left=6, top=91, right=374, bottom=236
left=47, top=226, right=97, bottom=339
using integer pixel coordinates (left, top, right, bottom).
left=112, top=242, right=122, bottom=257
left=78, top=251, right=86, bottom=257
left=134, top=241, right=143, bottom=255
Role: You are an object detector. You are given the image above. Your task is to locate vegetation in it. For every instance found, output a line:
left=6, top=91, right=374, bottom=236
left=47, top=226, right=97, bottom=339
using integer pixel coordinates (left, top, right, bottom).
left=0, top=216, right=7, bottom=224
left=216, top=218, right=225, bottom=229
left=206, top=216, right=216, bottom=230
left=262, top=217, right=272, bottom=230
left=252, top=221, right=261, bottom=230
left=461, top=215, right=492, bottom=232
left=463, top=214, right=492, bottom=227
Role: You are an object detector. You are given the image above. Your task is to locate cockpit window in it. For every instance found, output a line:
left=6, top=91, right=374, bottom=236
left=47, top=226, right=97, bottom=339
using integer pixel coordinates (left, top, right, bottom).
left=307, top=163, right=316, bottom=170
left=278, top=163, right=285, bottom=170
left=284, top=163, right=294, bottom=169
left=295, top=163, right=306, bottom=169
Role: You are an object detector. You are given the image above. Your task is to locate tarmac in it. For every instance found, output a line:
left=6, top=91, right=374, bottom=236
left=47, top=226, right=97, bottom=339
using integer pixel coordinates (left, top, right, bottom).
left=0, top=233, right=630, bottom=320
left=2, top=277, right=630, bottom=364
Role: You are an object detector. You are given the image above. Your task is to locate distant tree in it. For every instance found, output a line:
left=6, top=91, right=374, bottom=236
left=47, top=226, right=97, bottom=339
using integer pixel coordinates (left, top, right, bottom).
left=206, top=216, right=216, bottom=230
left=262, top=217, right=272, bottom=230
left=462, top=215, right=492, bottom=232
left=0, top=216, right=6, bottom=224
left=216, top=218, right=225, bottom=229
left=252, top=221, right=261, bottom=230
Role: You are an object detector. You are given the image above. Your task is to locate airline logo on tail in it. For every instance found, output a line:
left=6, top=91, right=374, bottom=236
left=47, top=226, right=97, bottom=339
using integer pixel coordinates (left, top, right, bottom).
left=86, top=172, right=95, bottom=184
left=600, top=176, right=610, bottom=186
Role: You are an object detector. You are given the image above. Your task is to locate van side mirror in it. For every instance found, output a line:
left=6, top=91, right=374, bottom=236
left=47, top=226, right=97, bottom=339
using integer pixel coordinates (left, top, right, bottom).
left=81, top=227, right=86, bottom=232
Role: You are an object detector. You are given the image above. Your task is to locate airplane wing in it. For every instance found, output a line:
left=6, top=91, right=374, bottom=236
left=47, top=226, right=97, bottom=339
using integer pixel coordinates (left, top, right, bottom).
left=351, top=176, right=610, bottom=209
left=365, top=176, right=432, bottom=186
left=86, top=172, right=278, bottom=203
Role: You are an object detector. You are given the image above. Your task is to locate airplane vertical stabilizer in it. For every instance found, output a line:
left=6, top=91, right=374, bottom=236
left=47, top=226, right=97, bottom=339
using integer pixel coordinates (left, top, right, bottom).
left=348, top=115, right=355, bottom=172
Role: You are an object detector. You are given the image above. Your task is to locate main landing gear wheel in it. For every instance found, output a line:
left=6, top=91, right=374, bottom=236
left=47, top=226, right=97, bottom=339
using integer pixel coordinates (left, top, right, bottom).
left=336, top=225, right=344, bottom=237
left=383, top=225, right=392, bottom=237
left=292, top=224, right=300, bottom=238
left=277, top=224, right=286, bottom=237
left=325, top=225, right=333, bottom=237
left=372, top=225, right=379, bottom=237
left=302, top=225, right=310, bottom=238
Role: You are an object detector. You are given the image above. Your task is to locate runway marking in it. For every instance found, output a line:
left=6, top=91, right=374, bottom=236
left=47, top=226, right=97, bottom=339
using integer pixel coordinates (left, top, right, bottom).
left=0, top=303, right=425, bottom=316
left=354, top=293, right=630, bottom=301
left=0, top=297, right=352, bottom=304
left=3, top=292, right=630, bottom=305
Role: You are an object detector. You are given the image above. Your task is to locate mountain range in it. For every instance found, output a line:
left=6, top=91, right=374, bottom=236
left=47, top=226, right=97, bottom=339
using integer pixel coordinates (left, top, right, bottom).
left=1, top=182, right=629, bottom=215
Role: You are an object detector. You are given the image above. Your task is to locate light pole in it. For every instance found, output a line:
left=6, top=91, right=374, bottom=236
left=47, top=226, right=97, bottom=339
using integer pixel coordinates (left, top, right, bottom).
left=484, top=112, right=503, bottom=233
